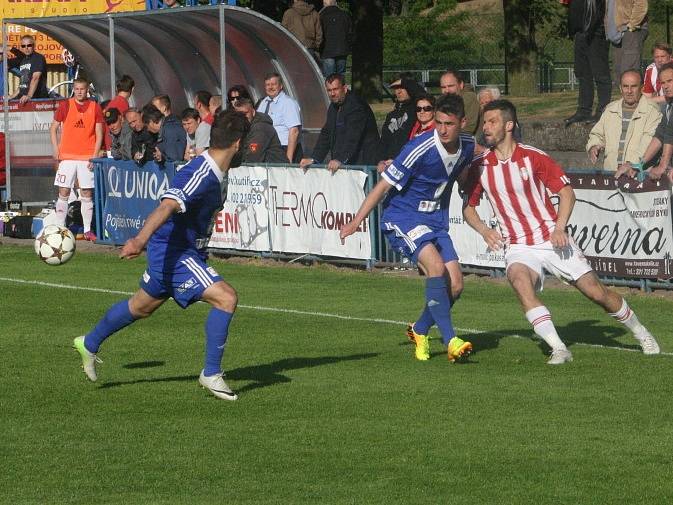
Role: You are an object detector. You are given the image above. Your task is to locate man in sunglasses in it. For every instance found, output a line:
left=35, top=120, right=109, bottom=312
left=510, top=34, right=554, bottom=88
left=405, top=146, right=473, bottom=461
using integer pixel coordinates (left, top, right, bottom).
left=7, top=35, right=50, bottom=105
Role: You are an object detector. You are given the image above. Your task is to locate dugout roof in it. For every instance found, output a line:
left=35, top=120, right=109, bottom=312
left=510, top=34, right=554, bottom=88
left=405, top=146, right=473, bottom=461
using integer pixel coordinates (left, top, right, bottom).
left=3, top=5, right=327, bottom=131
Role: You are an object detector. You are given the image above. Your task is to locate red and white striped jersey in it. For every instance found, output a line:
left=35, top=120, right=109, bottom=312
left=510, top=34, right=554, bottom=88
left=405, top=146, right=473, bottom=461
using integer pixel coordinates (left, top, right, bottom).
left=466, top=144, right=570, bottom=246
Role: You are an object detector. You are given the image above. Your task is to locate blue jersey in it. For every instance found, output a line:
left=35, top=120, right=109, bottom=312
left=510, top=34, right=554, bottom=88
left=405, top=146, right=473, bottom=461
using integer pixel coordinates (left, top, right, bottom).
left=380, top=130, right=475, bottom=229
left=147, top=152, right=226, bottom=270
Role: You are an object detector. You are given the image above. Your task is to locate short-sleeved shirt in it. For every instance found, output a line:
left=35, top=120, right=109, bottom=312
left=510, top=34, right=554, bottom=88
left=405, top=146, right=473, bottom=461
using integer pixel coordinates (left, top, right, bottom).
left=466, top=143, right=570, bottom=246
left=256, top=91, right=302, bottom=145
left=147, top=151, right=226, bottom=270
left=380, top=129, right=475, bottom=230
left=9, top=52, right=49, bottom=99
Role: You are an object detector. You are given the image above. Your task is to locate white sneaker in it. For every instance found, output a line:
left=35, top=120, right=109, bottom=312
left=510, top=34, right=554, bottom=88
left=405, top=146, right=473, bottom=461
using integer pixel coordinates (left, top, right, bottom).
left=73, top=336, right=102, bottom=382
left=199, top=370, right=238, bottom=401
left=547, top=348, right=573, bottom=365
left=637, top=333, right=661, bottom=355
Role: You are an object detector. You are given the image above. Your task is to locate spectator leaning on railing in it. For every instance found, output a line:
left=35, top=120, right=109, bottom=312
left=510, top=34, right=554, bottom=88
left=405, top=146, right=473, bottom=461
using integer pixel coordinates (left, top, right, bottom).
left=616, top=62, right=673, bottom=183
left=126, top=108, right=157, bottom=165
left=586, top=70, right=661, bottom=172
left=105, top=107, right=133, bottom=161
left=142, top=103, right=186, bottom=164
left=300, top=73, right=379, bottom=173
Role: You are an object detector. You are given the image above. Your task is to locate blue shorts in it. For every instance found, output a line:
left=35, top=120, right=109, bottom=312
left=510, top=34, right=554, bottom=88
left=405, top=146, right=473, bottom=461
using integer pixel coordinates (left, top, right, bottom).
left=382, top=221, right=458, bottom=264
left=140, top=255, right=222, bottom=309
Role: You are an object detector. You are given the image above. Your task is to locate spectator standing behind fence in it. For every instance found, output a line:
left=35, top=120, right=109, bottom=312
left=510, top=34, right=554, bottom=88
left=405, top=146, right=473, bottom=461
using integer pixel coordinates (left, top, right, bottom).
left=50, top=77, right=103, bottom=242
left=126, top=108, right=157, bottom=165
left=142, top=104, right=186, bottom=164
left=378, top=74, right=426, bottom=167
left=565, top=0, right=611, bottom=126
left=105, top=108, right=133, bottom=160
left=439, top=69, right=480, bottom=135
left=477, top=87, right=522, bottom=143
left=300, top=73, right=379, bottom=173
left=643, top=43, right=672, bottom=105
left=7, top=35, right=50, bottom=106
left=106, top=75, right=134, bottom=116
left=233, top=97, right=288, bottom=163
left=605, top=0, right=648, bottom=85
left=257, top=72, right=303, bottom=163
left=226, top=85, right=252, bottom=110
left=616, top=62, right=673, bottom=182
left=586, top=70, right=661, bottom=171
left=319, top=0, right=352, bottom=77
left=282, top=0, right=323, bottom=63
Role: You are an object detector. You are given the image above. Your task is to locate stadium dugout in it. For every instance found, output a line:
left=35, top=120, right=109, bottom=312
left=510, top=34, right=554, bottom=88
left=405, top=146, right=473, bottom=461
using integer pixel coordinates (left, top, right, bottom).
left=1, top=4, right=328, bottom=202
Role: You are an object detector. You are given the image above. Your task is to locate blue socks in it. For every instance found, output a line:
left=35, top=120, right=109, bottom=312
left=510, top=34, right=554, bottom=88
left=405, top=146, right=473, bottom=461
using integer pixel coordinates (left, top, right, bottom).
left=84, top=300, right=136, bottom=353
left=413, top=304, right=435, bottom=336
left=203, top=307, right=234, bottom=376
left=424, top=276, right=455, bottom=345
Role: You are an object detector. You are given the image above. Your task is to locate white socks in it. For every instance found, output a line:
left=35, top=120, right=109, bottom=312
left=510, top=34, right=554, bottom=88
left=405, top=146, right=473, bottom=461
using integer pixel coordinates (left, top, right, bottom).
left=610, top=298, right=648, bottom=338
left=55, top=196, right=69, bottom=226
left=526, top=306, right=567, bottom=351
left=80, top=196, right=94, bottom=234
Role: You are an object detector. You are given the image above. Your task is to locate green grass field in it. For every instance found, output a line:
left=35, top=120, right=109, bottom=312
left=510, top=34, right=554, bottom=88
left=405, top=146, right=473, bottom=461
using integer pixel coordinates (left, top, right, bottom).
left=2, top=243, right=673, bottom=505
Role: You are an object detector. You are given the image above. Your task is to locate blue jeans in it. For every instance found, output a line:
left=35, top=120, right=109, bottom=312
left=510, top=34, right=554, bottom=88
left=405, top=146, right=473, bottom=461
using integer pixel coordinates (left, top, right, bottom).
left=322, top=57, right=347, bottom=77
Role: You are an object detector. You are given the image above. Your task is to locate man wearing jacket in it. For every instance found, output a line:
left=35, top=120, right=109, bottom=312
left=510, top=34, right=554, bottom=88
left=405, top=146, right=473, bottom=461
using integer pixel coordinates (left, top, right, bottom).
left=606, top=0, right=648, bottom=84
left=233, top=98, right=287, bottom=163
left=300, top=73, right=380, bottom=173
left=586, top=70, right=661, bottom=171
left=319, top=0, right=352, bottom=77
left=378, top=74, right=426, bottom=164
left=142, top=104, right=186, bottom=164
left=282, top=0, right=323, bottom=62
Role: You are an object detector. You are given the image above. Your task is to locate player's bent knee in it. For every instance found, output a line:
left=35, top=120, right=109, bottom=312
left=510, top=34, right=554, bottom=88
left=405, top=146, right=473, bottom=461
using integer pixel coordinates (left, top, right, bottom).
left=203, top=282, right=238, bottom=312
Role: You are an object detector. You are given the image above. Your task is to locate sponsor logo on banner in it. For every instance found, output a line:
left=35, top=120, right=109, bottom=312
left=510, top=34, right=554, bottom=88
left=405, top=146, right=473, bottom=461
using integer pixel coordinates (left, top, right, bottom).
left=0, top=99, right=58, bottom=134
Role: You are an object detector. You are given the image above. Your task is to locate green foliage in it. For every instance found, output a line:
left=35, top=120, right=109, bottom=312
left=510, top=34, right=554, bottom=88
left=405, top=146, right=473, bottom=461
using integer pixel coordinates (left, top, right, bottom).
left=383, top=4, right=475, bottom=67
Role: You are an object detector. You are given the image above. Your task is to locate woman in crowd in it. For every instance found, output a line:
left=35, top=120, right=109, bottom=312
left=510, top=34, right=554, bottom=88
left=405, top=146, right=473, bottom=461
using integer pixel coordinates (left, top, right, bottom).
left=408, top=94, right=436, bottom=139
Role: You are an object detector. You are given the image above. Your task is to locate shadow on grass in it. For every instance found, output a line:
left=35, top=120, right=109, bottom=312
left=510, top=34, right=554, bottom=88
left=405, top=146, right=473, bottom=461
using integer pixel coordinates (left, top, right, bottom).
left=405, top=317, right=639, bottom=358
left=123, top=360, right=165, bottom=369
left=99, top=353, right=378, bottom=392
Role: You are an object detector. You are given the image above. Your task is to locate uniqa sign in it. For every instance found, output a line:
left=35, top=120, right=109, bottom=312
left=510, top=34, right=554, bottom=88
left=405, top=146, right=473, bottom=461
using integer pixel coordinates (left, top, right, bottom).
left=107, top=165, right=170, bottom=200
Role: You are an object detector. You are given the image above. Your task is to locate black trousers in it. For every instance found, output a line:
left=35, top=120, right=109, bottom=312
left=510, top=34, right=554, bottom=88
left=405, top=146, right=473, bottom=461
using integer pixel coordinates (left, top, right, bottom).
left=573, top=31, right=612, bottom=116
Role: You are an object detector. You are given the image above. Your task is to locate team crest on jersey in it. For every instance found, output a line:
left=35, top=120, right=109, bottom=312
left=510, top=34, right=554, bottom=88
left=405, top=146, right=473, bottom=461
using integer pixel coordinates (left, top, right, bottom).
left=249, top=143, right=259, bottom=153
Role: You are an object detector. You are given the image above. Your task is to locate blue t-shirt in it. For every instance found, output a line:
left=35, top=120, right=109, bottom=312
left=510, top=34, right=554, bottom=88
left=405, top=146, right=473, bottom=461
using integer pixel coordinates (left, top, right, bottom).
left=380, top=129, right=475, bottom=229
left=147, top=152, right=226, bottom=270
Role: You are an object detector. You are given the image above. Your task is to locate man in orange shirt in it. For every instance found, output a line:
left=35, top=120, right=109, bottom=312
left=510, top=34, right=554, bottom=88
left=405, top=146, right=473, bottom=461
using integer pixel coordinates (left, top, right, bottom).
left=50, top=77, right=104, bottom=241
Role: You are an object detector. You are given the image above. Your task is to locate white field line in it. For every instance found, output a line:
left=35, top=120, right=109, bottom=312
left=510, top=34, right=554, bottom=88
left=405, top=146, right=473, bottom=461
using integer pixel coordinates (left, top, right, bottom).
left=1, top=276, right=671, bottom=356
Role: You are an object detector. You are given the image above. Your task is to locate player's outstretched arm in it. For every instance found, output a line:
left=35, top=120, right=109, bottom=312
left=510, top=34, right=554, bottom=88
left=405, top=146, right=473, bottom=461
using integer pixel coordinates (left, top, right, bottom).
left=120, top=199, right=181, bottom=259
left=463, top=203, right=503, bottom=251
left=340, top=177, right=392, bottom=243
left=550, top=185, right=575, bottom=249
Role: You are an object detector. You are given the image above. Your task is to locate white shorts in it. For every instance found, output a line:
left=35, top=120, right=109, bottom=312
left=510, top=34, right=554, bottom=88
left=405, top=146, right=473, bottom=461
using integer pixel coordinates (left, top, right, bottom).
left=505, top=239, right=593, bottom=291
left=54, top=160, right=94, bottom=189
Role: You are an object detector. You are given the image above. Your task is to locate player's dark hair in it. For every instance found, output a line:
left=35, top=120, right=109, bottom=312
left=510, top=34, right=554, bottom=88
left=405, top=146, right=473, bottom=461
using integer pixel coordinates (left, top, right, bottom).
left=325, top=73, right=346, bottom=87
left=483, top=99, right=518, bottom=127
left=141, top=103, right=164, bottom=125
left=180, top=107, right=200, bottom=121
left=435, top=93, right=465, bottom=119
left=195, top=90, right=212, bottom=109
left=210, top=110, right=250, bottom=150
left=116, top=74, right=135, bottom=93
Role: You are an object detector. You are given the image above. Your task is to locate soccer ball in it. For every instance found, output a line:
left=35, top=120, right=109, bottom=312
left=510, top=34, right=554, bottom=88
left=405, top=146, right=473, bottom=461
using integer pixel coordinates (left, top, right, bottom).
left=34, top=225, right=76, bottom=266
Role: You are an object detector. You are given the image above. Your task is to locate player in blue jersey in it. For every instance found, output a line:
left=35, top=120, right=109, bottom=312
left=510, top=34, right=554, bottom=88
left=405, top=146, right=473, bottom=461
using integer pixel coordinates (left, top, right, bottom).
left=340, top=94, right=475, bottom=362
left=73, top=110, right=250, bottom=401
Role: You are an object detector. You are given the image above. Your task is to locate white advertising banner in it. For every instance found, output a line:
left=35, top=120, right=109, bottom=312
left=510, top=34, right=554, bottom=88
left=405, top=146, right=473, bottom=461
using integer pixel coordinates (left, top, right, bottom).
left=0, top=99, right=57, bottom=134
left=268, top=166, right=371, bottom=259
left=208, top=165, right=271, bottom=251
left=448, top=187, right=505, bottom=268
